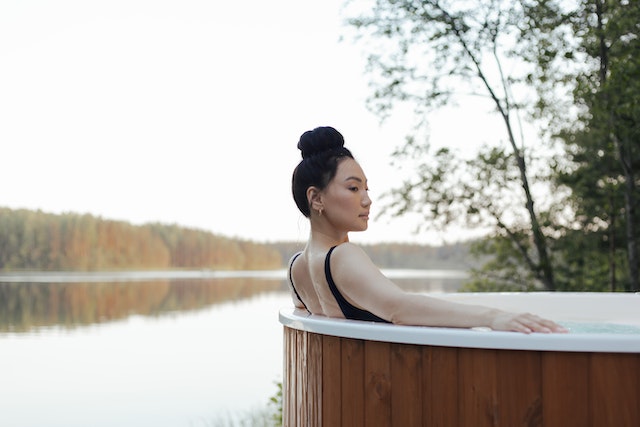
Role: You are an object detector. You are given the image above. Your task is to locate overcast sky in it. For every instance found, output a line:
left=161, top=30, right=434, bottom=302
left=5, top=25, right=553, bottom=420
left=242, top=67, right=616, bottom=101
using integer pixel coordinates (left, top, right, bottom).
left=1, top=0, right=503, bottom=245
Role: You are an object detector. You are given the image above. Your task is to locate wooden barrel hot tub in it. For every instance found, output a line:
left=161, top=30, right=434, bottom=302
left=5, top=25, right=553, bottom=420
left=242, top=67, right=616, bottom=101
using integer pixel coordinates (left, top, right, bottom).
left=279, top=292, right=640, bottom=427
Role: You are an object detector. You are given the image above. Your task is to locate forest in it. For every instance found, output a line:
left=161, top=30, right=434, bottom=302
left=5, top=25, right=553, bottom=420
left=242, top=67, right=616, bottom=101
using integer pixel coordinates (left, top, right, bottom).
left=0, top=207, right=281, bottom=271
left=0, top=207, right=471, bottom=272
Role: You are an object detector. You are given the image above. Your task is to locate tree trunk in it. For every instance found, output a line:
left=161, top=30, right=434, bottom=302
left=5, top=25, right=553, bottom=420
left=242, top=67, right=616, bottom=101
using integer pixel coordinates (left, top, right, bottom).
left=454, top=24, right=556, bottom=291
left=617, top=139, right=639, bottom=291
left=510, top=136, right=555, bottom=291
left=608, top=196, right=616, bottom=292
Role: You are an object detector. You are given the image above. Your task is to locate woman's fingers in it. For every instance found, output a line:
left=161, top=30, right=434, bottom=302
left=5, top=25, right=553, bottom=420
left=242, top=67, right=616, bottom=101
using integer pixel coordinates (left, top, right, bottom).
left=513, top=313, right=568, bottom=334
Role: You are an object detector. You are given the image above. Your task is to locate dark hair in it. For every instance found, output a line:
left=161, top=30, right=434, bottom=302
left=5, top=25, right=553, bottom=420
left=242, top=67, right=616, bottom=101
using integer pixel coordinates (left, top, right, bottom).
left=291, top=126, right=354, bottom=217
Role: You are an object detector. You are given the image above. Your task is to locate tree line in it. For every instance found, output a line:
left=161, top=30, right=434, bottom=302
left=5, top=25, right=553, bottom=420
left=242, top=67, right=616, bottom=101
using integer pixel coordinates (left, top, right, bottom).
left=347, top=0, right=639, bottom=292
left=0, top=207, right=282, bottom=271
left=0, top=207, right=474, bottom=272
left=264, top=240, right=475, bottom=270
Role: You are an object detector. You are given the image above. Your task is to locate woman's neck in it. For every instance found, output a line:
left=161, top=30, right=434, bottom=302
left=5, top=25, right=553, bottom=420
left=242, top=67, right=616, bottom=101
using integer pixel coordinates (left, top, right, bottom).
left=308, top=226, right=349, bottom=249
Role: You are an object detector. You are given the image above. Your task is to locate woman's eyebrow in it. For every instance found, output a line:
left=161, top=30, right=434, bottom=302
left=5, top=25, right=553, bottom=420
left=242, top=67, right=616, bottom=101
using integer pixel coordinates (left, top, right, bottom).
left=344, top=176, right=365, bottom=183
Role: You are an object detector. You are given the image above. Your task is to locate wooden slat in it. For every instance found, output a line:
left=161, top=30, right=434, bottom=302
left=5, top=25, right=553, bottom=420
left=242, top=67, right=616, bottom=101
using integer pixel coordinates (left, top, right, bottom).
left=283, top=328, right=294, bottom=427
left=390, top=343, right=423, bottom=426
left=341, top=338, right=365, bottom=427
left=541, top=352, right=589, bottom=427
left=590, top=353, right=640, bottom=426
left=322, top=335, right=342, bottom=427
left=425, top=346, right=459, bottom=427
left=364, top=340, right=391, bottom=427
left=307, top=332, right=323, bottom=426
left=282, top=328, right=289, bottom=427
left=458, top=348, right=498, bottom=427
left=496, top=350, right=542, bottom=426
left=295, top=330, right=308, bottom=424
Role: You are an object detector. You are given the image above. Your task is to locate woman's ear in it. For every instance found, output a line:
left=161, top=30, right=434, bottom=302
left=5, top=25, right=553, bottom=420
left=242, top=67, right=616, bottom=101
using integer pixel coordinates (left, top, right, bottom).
left=306, top=187, right=324, bottom=214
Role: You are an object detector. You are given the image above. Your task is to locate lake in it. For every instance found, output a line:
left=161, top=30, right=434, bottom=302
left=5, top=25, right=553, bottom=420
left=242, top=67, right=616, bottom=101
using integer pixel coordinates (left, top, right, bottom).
left=0, top=269, right=466, bottom=427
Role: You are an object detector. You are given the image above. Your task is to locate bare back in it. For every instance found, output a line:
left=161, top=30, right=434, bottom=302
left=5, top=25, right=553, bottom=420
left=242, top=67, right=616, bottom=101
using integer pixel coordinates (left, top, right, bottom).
left=288, top=249, right=345, bottom=318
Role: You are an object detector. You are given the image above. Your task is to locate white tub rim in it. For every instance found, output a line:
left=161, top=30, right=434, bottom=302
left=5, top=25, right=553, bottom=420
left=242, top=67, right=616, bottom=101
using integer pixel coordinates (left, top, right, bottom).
left=279, top=292, right=640, bottom=353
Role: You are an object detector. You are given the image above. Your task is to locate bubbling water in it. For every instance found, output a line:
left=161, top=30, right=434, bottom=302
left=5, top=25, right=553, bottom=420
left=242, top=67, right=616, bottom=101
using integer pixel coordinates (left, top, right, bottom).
left=560, top=321, right=640, bottom=334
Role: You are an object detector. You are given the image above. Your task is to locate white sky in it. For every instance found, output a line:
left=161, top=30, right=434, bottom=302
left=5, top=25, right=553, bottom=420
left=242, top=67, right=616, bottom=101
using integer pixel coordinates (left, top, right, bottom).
left=0, top=0, right=504, bottom=245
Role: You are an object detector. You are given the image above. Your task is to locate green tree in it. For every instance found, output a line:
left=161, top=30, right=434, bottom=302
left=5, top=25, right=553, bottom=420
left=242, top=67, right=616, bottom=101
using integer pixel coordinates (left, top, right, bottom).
left=583, top=0, right=639, bottom=291
left=523, top=0, right=640, bottom=290
left=347, top=0, right=557, bottom=289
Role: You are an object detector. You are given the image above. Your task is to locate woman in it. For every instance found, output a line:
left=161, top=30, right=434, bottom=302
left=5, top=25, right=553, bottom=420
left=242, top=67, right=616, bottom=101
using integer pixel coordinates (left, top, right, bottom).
left=289, top=126, right=567, bottom=333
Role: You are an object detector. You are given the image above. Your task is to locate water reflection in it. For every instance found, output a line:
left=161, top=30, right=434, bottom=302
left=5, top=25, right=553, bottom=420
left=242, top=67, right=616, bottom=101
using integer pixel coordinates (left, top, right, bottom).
left=0, top=270, right=465, bottom=333
left=0, top=292, right=292, bottom=427
left=0, top=277, right=288, bottom=332
left=0, top=271, right=466, bottom=427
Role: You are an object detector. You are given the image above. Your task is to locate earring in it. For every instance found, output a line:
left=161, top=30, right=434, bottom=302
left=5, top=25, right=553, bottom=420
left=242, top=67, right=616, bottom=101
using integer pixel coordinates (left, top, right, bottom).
left=318, top=208, right=323, bottom=216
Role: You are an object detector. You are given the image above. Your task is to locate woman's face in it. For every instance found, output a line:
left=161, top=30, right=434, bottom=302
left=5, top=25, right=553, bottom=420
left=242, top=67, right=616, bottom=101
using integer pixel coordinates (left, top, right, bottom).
left=321, top=158, right=372, bottom=232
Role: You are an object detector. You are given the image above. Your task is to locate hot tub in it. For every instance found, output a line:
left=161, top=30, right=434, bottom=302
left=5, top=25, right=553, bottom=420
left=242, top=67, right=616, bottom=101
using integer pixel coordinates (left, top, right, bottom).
left=279, top=292, right=640, bottom=427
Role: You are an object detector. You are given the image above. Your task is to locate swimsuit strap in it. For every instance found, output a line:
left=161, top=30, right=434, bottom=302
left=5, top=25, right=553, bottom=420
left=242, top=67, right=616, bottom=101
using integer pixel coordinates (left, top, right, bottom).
left=325, top=246, right=389, bottom=323
left=288, top=252, right=309, bottom=312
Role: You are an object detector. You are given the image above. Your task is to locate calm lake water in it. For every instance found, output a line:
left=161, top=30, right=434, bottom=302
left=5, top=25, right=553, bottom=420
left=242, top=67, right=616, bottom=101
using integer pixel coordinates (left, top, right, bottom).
left=0, top=269, right=466, bottom=427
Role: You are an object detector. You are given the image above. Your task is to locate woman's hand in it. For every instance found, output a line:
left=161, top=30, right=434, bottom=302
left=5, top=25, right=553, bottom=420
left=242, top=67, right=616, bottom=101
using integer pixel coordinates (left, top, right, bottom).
left=490, top=312, right=568, bottom=334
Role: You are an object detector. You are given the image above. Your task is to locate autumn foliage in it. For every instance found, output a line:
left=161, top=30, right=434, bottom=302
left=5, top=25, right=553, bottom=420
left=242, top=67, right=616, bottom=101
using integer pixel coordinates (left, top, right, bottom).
left=0, top=207, right=282, bottom=271
left=0, top=278, right=285, bottom=332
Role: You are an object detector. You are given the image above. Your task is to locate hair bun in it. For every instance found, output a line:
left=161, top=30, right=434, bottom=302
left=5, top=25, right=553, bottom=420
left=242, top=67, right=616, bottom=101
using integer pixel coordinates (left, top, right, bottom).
left=297, top=126, right=345, bottom=159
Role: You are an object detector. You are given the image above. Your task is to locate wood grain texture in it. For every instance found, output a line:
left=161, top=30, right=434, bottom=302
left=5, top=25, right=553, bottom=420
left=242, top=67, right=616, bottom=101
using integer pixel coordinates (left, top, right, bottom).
left=307, top=332, right=323, bottom=426
left=321, top=334, right=341, bottom=427
left=282, top=327, right=640, bottom=427
left=341, top=338, right=365, bottom=427
left=590, top=352, right=640, bottom=427
left=364, top=340, right=391, bottom=427
left=425, top=346, right=459, bottom=427
left=541, top=352, right=589, bottom=427
left=458, top=348, right=498, bottom=426
left=390, top=343, right=423, bottom=426
left=496, top=350, right=542, bottom=427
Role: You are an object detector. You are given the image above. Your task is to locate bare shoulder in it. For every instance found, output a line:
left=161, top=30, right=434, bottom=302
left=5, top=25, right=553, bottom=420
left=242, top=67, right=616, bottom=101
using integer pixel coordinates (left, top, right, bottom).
left=288, top=250, right=306, bottom=276
left=287, top=251, right=303, bottom=268
left=332, top=242, right=367, bottom=257
left=330, top=242, right=401, bottom=306
left=330, top=242, right=377, bottom=270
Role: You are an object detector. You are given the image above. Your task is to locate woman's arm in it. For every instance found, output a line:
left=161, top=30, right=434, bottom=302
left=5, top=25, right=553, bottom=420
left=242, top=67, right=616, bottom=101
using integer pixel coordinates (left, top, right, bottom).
left=330, top=243, right=566, bottom=333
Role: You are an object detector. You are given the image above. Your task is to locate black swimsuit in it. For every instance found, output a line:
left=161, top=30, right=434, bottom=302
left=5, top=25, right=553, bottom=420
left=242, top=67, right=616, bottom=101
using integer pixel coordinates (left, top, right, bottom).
left=288, top=252, right=308, bottom=311
left=288, top=247, right=390, bottom=323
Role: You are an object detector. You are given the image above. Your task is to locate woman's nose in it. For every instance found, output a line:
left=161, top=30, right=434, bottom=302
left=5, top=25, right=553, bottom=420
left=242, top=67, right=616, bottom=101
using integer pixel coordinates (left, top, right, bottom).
left=362, top=192, right=372, bottom=206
